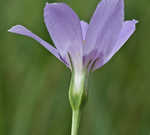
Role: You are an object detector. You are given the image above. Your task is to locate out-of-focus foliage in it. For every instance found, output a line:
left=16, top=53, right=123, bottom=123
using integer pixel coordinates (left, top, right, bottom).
left=0, top=0, right=150, bottom=135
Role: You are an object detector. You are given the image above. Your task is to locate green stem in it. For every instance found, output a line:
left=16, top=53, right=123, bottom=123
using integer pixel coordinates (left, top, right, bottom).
left=71, top=109, right=80, bottom=135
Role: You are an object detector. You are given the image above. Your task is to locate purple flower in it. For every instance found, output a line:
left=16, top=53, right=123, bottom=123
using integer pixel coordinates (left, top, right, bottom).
left=8, top=0, right=137, bottom=73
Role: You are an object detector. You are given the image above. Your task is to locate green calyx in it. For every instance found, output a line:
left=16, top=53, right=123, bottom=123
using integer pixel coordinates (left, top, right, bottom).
left=69, top=70, right=88, bottom=110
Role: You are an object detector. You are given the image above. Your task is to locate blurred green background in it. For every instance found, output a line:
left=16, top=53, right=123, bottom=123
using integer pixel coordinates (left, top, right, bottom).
left=0, top=0, right=150, bottom=135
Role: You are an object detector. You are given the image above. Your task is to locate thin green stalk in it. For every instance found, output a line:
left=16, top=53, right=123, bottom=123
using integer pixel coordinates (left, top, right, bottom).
left=71, top=109, right=80, bottom=135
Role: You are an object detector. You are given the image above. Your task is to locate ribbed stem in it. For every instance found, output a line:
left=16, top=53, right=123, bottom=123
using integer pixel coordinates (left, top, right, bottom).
left=71, top=109, right=80, bottom=135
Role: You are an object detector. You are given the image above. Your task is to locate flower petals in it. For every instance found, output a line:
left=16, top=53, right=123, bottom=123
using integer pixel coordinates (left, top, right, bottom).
left=106, top=20, right=138, bottom=61
left=44, top=3, right=83, bottom=71
left=84, top=0, right=124, bottom=56
left=8, top=25, right=65, bottom=63
left=93, top=20, right=138, bottom=70
left=80, top=20, right=88, bottom=40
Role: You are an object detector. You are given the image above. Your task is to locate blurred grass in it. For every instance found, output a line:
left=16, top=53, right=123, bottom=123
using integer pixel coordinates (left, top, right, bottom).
left=0, top=0, right=150, bottom=135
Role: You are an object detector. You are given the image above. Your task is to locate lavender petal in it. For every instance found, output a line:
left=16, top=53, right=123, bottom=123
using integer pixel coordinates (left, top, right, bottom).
left=84, top=0, right=124, bottom=57
left=93, top=20, right=138, bottom=70
left=8, top=25, right=66, bottom=64
left=44, top=3, right=83, bottom=70
left=80, top=20, right=88, bottom=40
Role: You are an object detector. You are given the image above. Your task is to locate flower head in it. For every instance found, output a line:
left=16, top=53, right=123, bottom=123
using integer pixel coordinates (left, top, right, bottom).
left=8, top=0, right=138, bottom=74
